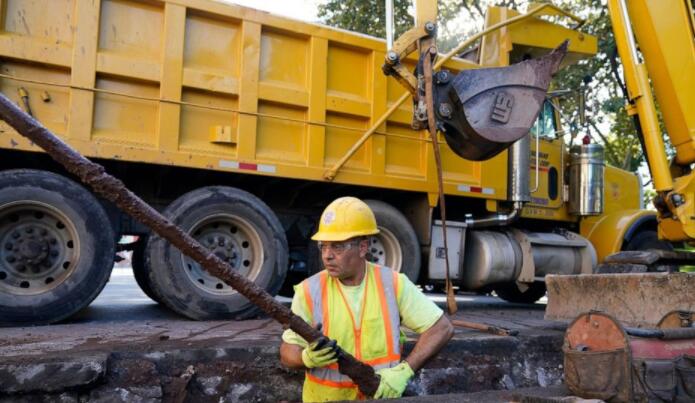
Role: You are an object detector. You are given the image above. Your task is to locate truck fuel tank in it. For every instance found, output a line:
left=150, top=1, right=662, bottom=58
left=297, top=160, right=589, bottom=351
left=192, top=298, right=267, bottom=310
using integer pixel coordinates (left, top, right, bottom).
left=459, top=229, right=596, bottom=290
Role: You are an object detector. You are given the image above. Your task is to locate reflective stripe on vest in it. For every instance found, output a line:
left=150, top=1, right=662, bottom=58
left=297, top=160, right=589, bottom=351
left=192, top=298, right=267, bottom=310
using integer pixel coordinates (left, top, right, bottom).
left=302, top=263, right=401, bottom=389
left=306, top=361, right=395, bottom=388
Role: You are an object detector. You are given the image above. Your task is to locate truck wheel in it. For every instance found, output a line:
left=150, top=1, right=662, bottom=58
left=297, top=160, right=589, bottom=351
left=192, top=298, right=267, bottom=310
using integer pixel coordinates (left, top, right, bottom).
left=0, top=169, right=115, bottom=325
left=364, top=200, right=421, bottom=283
left=494, top=281, right=546, bottom=304
left=145, top=186, right=288, bottom=320
left=623, top=230, right=673, bottom=252
left=622, top=229, right=676, bottom=272
left=130, top=235, right=162, bottom=304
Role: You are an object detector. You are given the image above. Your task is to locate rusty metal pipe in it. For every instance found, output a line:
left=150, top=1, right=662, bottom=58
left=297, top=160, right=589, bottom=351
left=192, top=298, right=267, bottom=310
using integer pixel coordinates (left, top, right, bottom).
left=0, top=93, right=381, bottom=397
left=451, top=319, right=519, bottom=337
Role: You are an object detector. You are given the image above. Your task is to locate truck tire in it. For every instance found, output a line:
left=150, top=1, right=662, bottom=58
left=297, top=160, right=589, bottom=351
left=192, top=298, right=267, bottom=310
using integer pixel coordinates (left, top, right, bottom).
left=130, top=234, right=162, bottom=304
left=364, top=200, right=421, bottom=283
left=494, top=281, right=546, bottom=304
left=623, top=230, right=673, bottom=252
left=145, top=186, right=288, bottom=320
left=0, top=169, right=115, bottom=325
left=622, top=229, right=676, bottom=272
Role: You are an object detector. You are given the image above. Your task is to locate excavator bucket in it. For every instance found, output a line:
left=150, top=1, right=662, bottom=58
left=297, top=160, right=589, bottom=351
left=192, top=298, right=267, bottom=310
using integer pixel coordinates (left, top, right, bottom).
left=434, top=41, right=568, bottom=161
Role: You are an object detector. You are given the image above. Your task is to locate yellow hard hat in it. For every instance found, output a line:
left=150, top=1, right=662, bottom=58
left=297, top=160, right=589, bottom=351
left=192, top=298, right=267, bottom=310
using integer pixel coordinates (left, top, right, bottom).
left=311, top=197, right=380, bottom=241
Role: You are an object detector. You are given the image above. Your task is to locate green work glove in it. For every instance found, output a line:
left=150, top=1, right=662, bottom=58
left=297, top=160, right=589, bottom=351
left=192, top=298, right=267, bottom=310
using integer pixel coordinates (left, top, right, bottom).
left=374, top=362, right=415, bottom=399
left=301, top=339, right=338, bottom=369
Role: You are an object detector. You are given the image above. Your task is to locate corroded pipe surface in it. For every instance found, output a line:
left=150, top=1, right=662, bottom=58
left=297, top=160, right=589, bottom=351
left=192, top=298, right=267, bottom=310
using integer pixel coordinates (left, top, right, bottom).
left=0, top=93, right=380, bottom=396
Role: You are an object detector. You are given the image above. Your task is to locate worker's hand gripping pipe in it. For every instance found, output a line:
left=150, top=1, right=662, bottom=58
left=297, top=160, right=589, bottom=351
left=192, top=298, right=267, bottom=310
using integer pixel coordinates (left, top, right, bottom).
left=0, top=93, right=381, bottom=397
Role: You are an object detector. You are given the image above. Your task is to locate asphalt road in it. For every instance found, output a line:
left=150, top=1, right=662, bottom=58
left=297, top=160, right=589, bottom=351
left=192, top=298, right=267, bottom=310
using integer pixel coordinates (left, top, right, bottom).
left=69, top=266, right=545, bottom=324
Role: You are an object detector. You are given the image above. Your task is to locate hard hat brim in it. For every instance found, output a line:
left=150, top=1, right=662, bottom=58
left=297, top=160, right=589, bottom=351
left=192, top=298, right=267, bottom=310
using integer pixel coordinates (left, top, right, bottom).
left=310, top=228, right=380, bottom=242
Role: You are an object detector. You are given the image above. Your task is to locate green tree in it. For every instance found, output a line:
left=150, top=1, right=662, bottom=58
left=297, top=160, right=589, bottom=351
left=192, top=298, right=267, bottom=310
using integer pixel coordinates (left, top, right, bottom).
left=317, top=0, right=412, bottom=38
left=317, top=0, right=463, bottom=51
left=550, top=0, right=647, bottom=172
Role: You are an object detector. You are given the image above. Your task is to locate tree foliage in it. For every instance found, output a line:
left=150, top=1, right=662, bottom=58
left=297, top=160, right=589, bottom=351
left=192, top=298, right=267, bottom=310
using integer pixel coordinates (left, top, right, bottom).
left=551, top=0, right=646, bottom=173
left=317, top=0, right=659, bottom=177
left=317, top=0, right=463, bottom=48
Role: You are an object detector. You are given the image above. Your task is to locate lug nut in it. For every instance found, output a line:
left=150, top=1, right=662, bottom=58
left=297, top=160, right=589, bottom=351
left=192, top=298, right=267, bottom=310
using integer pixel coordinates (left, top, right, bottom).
left=50, top=250, right=59, bottom=257
left=16, top=265, right=26, bottom=272
left=7, top=256, right=16, bottom=263
left=25, top=228, right=33, bottom=234
left=49, top=238, right=57, bottom=245
left=40, top=229, right=47, bottom=236
left=5, top=243, right=12, bottom=251
left=12, top=232, right=20, bottom=239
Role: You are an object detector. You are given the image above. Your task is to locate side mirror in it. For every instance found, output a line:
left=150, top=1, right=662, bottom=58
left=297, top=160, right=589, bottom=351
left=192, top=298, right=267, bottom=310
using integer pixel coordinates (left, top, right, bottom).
left=578, top=89, right=586, bottom=127
left=579, top=74, right=592, bottom=127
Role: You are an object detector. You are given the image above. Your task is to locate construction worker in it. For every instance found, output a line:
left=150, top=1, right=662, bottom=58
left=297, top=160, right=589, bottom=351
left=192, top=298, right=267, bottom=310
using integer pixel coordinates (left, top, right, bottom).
left=280, top=197, right=454, bottom=401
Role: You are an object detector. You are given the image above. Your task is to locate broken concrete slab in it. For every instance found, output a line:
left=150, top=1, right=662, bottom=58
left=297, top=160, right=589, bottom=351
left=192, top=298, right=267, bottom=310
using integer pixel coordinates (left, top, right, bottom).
left=0, top=353, right=107, bottom=394
left=88, top=386, right=162, bottom=403
left=0, top=334, right=565, bottom=402
left=365, top=385, right=602, bottom=402
left=0, top=391, right=79, bottom=403
left=0, top=306, right=568, bottom=401
left=546, top=272, right=695, bottom=326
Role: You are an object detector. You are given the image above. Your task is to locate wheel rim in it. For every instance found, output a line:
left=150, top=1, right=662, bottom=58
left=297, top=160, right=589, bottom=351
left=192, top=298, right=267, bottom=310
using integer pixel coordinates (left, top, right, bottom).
left=182, top=214, right=264, bottom=296
left=366, top=227, right=403, bottom=272
left=0, top=201, right=80, bottom=296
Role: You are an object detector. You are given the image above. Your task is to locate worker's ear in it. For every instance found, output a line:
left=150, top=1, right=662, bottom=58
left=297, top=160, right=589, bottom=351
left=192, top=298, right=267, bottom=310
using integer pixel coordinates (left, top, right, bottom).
left=358, top=237, right=369, bottom=258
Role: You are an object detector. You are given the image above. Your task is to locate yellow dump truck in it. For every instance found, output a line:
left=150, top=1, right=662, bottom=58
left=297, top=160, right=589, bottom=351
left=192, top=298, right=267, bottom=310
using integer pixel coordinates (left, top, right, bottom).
left=0, top=0, right=650, bottom=325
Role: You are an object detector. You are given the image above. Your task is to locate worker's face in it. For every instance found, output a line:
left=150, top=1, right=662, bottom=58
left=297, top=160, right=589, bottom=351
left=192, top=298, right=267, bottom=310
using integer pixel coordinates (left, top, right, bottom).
left=318, top=238, right=369, bottom=280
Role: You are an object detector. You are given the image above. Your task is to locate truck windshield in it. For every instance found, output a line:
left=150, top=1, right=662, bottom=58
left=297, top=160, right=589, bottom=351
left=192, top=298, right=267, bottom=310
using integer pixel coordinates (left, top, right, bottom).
left=530, top=101, right=556, bottom=138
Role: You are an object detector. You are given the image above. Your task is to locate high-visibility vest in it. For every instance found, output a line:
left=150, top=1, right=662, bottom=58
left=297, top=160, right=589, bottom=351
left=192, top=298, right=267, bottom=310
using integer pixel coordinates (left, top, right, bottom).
left=300, top=262, right=402, bottom=402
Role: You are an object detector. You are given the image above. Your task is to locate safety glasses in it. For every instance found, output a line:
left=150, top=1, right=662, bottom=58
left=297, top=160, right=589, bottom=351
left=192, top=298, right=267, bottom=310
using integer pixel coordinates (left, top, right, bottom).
left=316, top=240, right=360, bottom=254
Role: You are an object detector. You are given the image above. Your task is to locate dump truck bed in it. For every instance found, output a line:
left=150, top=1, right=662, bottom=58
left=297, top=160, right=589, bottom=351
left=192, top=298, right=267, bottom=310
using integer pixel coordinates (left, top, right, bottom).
left=0, top=0, right=593, bottom=204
